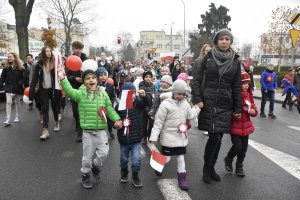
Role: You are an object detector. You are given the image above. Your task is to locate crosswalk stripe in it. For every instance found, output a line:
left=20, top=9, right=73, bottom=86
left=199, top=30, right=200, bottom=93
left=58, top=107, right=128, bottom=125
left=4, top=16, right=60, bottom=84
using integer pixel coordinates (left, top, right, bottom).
left=249, top=140, right=300, bottom=180
left=157, top=179, right=192, bottom=200
left=287, top=126, right=300, bottom=132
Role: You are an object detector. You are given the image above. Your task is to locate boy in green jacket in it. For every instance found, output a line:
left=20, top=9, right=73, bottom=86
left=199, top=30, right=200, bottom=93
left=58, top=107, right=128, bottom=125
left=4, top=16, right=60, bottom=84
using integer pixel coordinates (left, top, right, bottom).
left=58, top=69, right=122, bottom=189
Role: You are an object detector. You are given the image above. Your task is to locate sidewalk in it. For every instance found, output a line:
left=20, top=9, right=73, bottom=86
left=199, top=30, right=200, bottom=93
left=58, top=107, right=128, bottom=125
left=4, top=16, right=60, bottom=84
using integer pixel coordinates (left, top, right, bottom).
left=253, top=89, right=284, bottom=103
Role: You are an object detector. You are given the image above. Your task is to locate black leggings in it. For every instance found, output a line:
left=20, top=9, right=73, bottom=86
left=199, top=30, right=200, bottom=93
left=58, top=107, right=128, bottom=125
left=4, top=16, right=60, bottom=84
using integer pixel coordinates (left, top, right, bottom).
left=40, top=88, right=59, bottom=128
left=204, top=132, right=224, bottom=167
left=227, top=134, right=249, bottom=163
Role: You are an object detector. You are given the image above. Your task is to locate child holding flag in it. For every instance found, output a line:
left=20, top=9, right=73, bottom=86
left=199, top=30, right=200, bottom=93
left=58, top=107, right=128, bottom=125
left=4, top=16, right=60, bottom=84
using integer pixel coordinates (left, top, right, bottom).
left=115, top=82, right=146, bottom=188
left=149, top=79, right=199, bottom=191
left=58, top=68, right=122, bottom=189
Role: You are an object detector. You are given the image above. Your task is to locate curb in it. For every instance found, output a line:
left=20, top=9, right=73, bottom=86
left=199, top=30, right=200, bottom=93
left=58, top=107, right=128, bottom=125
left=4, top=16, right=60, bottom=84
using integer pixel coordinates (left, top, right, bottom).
left=253, top=96, right=284, bottom=104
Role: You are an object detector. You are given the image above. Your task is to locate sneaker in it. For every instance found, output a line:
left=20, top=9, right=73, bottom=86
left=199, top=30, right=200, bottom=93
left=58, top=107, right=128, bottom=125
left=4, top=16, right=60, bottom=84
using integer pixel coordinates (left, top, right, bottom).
left=224, top=157, right=233, bottom=172
left=14, top=116, right=20, bottom=123
left=121, top=169, right=129, bottom=183
left=132, top=173, right=143, bottom=188
left=268, top=113, right=277, bottom=119
left=54, top=122, right=60, bottom=132
left=260, top=112, right=266, bottom=118
left=4, top=118, right=11, bottom=126
left=202, top=131, right=208, bottom=136
left=81, top=173, right=92, bottom=189
left=91, top=164, right=100, bottom=179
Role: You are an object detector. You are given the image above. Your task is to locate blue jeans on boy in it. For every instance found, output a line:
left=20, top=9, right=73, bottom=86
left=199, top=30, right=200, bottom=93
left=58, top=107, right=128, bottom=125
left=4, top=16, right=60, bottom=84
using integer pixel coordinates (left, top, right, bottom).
left=120, top=142, right=141, bottom=173
left=260, top=90, right=275, bottom=114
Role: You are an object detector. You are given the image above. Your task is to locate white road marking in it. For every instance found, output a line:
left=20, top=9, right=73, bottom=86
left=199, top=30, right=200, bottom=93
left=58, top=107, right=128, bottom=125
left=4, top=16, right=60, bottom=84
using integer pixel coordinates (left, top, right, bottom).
left=140, top=147, right=146, bottom=159
left=249, top=140, right=300, bottom=180
left=157, top=179, right=192, bottom=200
left=287, top=126, right=300, bottom=132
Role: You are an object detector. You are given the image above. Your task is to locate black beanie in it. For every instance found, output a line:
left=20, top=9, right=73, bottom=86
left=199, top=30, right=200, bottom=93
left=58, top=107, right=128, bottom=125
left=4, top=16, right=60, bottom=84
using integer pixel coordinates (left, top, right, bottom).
left=142, top=70, right=153, bottom=80
left=82, top=70, right=97, bottom=81
left=213, top=28, right=233, bottom=45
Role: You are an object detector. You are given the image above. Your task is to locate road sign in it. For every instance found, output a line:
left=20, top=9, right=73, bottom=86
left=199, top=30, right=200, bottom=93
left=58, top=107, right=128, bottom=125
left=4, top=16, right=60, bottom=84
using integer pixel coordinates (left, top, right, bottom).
left=287, top=9, right=300, bottom=27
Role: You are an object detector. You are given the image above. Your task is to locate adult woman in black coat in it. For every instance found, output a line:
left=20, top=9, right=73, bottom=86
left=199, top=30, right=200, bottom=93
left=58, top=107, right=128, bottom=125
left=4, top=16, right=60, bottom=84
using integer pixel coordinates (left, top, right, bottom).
left=0, top=53, right=25, bottom=126
left=191, top=29, right=242, bottom=184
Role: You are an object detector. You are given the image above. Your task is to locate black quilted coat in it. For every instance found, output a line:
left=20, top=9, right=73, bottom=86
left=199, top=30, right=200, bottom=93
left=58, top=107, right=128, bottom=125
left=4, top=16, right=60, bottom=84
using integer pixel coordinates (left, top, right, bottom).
left=191, top=51, right=242, bottom=133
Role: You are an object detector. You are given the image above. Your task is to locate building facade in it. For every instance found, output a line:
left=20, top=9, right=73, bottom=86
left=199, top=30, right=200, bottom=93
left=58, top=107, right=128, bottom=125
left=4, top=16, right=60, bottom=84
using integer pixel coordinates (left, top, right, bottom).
left=137, top=30, right=183, bottom=61
left=259, top=32, right=300, bottom=66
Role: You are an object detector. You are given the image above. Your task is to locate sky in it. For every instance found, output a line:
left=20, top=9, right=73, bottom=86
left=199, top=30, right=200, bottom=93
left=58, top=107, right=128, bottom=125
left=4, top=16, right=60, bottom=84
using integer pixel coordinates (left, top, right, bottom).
left=2, top=0, right=299, bottom=49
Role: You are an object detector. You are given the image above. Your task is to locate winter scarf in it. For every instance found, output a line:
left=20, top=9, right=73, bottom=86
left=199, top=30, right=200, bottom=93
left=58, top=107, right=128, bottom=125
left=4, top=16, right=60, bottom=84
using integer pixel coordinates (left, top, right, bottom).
left=211, top=46, right=235, bottom=76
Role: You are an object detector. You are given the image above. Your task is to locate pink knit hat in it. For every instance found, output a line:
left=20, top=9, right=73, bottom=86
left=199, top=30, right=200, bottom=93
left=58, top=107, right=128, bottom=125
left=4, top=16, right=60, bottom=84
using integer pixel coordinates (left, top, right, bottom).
left=177, top=73, right=193, bottom=81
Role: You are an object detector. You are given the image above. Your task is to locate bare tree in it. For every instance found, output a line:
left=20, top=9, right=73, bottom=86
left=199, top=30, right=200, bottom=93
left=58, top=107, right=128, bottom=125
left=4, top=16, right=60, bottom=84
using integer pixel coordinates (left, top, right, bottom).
left=9, top=0, right=35, bottom=61
left=38, top=0, right=96, bottom=56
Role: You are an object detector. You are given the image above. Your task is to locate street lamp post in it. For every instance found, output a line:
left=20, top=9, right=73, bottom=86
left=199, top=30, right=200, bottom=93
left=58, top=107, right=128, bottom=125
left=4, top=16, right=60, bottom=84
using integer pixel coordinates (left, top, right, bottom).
left=181, top=0, right=185, bottom=54
left=165, top=22, right=174, bottom=52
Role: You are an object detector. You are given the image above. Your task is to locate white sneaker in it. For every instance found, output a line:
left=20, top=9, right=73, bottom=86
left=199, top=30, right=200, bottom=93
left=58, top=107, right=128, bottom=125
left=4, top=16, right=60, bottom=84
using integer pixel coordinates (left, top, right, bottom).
left=14, top=116, right=20, bottom=123
left=4, top=118, right=11, bottom=126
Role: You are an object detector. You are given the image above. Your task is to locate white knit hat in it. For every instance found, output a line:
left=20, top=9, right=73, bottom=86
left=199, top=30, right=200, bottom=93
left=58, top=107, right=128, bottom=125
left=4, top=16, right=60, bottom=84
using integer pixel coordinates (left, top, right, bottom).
left=161, top=75, right=173, bottom=86
left=172, top=79, right=188, bottom=94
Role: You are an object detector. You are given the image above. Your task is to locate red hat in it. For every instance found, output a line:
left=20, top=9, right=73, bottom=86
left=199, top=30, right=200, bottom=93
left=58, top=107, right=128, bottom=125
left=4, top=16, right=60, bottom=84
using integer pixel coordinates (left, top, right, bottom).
left=241, top=71, right=250, bottom=83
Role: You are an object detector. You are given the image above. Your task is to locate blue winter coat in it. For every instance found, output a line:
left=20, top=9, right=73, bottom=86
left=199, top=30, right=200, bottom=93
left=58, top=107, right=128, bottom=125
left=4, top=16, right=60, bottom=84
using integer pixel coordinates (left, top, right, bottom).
left=260, top=70, right=277, bottom=91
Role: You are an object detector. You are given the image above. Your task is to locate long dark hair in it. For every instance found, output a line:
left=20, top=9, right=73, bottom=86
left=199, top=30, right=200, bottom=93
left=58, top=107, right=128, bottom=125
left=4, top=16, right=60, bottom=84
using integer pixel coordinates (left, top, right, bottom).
left=41, top=46, right=55, bottom=72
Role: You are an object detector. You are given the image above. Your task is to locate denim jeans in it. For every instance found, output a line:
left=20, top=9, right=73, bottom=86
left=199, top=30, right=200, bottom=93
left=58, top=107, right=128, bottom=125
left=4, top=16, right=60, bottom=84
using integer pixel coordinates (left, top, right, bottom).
left=260, top=90, right=275, bottom=114
left=120, top=143, right=141, bottom=173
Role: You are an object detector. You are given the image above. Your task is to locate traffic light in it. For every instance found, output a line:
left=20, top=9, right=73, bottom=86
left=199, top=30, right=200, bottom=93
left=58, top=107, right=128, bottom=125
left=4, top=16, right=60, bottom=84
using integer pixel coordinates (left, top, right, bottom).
left=117, top=37, right=121, bottom=44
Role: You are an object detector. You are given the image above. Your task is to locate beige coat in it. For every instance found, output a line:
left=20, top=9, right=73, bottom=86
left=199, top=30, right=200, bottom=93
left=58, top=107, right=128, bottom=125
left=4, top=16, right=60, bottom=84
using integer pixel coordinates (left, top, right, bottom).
left=150, top=98, right=198, bottom=148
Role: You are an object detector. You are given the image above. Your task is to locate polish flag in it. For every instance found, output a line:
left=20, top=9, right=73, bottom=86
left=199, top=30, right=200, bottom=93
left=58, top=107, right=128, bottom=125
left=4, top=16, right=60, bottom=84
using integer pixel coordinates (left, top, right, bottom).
left=150, top=150, right=167, bottom=173
left=118, top=90, right=135, bottom=110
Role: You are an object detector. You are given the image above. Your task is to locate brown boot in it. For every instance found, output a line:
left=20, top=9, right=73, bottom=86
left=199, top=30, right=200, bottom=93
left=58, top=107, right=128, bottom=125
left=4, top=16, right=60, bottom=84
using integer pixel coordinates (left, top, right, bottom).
left=40, top=128, right=49, bottom=140
left=54, top=121, right=60, bottom=132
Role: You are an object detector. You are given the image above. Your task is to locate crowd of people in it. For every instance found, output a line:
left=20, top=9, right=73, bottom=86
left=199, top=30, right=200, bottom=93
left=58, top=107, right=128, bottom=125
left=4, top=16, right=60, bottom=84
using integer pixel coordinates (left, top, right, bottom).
left=0, top=28, right=290, bottom=191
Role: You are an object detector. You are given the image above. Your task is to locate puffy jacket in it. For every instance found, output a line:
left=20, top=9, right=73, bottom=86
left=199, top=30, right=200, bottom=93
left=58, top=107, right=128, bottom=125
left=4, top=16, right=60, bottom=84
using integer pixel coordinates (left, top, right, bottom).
left=150, top=98, right=196, bottom=148
left=0, top=66, right=25, bottom=94
left=260, top=69, right=277, bottom=91
left=191, top=52, right=242, bottom=133
left=230, top=91, right=258, bottom=136
left=60, top=78, right=120, bottom=130
left=116, top=97, right=145, bottom=145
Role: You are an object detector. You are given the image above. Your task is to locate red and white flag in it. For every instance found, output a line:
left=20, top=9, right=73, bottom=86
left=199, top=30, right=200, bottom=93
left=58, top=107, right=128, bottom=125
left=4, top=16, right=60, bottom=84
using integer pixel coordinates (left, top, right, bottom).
left=150, top=150, right=167, bottom=173
left=118, top=90, right=135, bottom=110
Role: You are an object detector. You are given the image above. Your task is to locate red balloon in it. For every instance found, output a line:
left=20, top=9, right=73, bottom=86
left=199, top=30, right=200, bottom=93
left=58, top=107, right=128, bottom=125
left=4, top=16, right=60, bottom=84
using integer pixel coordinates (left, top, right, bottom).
left=65, top=55, right=82, bottom=71
left=107, top=78, right=114, bottom=86
left=24, top=87, right=30, bottom=97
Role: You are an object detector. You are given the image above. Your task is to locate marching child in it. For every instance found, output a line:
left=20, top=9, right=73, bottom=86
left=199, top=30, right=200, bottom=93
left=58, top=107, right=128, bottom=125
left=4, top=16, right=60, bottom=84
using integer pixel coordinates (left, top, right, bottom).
left=149, top=75, right=173, bottom=118
left=139, top=71, right=154, bottom=143
left=154, top=66, right=170, bottom=93
left=224, top=71, right=258, bottom=177
left=116, top=82, right=146, bottom=188
left=58, top=68, right=122, bottom=189
left=149, top=79, right=198, bottom=190
left=97, top=67, right=117, bottom=139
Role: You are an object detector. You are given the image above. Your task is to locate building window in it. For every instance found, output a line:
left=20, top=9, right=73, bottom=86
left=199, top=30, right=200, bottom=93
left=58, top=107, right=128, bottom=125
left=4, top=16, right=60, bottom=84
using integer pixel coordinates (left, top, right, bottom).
left=157, top=35, right=162, bottom=39
left=157, top=44, right=162, bottom=49
left=165, top=44, right=170, bottom=50
left=175, top=36, right=178, bottom=40
left=141, top=35, right=147, bottom=40
left=174, top=45, right=180, bottom=49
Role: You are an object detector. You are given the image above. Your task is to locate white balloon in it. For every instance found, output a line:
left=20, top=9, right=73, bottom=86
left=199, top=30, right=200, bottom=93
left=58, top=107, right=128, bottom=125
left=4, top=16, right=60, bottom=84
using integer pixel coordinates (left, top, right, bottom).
left=23, top=95, right=32, bottom=104
left=81, top=59, right=98, bottom=72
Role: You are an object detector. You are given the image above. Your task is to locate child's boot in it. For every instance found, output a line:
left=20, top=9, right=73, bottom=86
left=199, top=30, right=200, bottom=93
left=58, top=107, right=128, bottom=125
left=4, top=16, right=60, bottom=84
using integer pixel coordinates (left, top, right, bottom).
left=177, top=172, right=188, bottom=190
left=236, top=162, right=245, bottom=177
left=120, top=168, right=129, bottom=183
left=81, top=173, right=92, bottom=189
left=91, top=163, right=100, bottom=179
left=224, top=156, right=233, bottom=172
left=132, top=172, right=143, bottom=188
